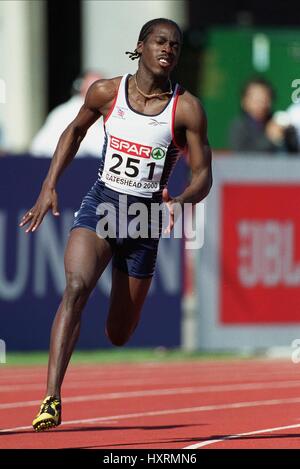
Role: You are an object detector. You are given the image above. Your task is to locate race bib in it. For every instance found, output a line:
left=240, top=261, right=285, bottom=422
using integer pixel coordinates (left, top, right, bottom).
left=101, top=135, right=167, bottom=196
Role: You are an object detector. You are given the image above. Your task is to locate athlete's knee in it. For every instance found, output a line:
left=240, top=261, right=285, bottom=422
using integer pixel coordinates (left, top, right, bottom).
left=65, top=272, right=90, bottom=306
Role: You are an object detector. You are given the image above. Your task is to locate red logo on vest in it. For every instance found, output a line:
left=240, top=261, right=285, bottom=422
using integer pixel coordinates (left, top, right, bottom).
left=110, top=135, right=152, bottom=158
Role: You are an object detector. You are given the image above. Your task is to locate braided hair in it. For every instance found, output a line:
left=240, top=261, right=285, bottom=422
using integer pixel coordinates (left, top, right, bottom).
left=126, top=18, right=182, bottom=60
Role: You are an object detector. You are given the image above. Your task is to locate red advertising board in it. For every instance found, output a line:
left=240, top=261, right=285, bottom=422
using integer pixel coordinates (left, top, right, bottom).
left=221, top=184, right=300, bottom=324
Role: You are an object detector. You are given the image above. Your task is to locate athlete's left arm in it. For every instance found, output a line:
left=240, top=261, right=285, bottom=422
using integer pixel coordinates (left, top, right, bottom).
left=162, top=94, right=212, bottom=233
left=176, top=94, right=212, bottom=205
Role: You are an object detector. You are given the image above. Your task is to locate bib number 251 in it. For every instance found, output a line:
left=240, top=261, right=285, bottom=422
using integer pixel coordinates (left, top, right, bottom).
left=109, top=153, right=156, bottom=180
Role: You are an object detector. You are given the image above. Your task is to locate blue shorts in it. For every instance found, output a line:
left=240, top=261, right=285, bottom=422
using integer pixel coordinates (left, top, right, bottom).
left=71, top=181, right=162, bottom=278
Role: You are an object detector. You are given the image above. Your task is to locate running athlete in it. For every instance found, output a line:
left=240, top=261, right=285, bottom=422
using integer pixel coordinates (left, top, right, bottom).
left=19, top=18, right=212, bottom=431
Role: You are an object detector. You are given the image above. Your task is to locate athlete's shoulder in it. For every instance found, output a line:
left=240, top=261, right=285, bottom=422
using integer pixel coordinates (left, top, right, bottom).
left=89, top=76, right=123, bottom=96
left=85, top=76, right=123, bottom=110
left=175, top=87, right=207, bottom=127
left=177, top=87, right=205, bottom=115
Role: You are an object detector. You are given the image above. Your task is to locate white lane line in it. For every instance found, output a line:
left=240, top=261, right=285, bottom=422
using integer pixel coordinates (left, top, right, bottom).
left=0, top=376, right=207, bottom=393
left=0, top=421, right=120, bottom=434
left=2, top=379, right=300, bottom=410
left=183, top=422, right=300, bottom=449
left=2, top=370, right=300, bottom=390
left=1, top=364, right=298, bottom=383
left=1, top=369, right=297, bottom=384
left=0, top=368, right=209, bottom=383
left=2, top=396, right=300, bottom=434
left=0, top=386, right=214, bottom=410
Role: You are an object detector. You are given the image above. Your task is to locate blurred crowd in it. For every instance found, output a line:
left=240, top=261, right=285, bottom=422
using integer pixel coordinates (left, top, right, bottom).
left=29, top=71, right=105, bottom=158
left=228, top=77, right=299, bottom=154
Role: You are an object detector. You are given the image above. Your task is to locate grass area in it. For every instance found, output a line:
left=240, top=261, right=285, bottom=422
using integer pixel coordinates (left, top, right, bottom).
left=3, top=348, right=254, bottom=367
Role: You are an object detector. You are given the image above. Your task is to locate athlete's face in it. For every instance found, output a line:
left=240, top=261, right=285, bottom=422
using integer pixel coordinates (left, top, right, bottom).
left=137, top=23, right=181, bottom=77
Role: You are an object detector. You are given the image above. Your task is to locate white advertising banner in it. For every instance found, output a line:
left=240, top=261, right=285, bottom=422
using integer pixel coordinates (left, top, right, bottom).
left=196, top=155, right=300, bottom=350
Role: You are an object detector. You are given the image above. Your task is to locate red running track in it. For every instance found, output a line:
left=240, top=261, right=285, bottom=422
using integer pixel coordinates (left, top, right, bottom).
left=1, top=358, right=300, bottom=449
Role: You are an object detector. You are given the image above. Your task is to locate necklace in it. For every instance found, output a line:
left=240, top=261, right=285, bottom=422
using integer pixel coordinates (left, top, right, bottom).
left=134, top=74, right=173, bottom=99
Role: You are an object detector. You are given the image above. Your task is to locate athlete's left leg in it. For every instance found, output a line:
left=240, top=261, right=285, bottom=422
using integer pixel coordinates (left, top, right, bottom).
left=105, top=268, right=152, bottom=346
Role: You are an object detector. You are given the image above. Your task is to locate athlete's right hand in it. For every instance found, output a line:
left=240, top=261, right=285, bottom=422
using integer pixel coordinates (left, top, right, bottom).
left=19, top=183, right=60, bottom=233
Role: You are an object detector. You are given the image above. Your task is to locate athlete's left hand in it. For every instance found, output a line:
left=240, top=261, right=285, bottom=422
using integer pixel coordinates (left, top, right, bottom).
left=162, top=188, right=181, bottom=234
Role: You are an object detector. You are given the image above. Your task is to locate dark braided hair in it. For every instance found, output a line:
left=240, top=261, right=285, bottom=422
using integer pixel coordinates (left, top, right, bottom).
left=126, top=18, right=182, bottom=60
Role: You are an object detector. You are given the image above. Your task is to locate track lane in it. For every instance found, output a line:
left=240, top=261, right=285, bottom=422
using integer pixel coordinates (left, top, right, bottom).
left=1, top=359, right=300, bottom=449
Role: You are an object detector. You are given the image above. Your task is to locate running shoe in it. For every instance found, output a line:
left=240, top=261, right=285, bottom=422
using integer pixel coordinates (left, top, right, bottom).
left=32, top=395, right=61, bottom=432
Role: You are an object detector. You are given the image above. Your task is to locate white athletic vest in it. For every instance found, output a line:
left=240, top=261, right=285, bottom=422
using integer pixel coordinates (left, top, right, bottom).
left=98, top=74, right=182, bottom=199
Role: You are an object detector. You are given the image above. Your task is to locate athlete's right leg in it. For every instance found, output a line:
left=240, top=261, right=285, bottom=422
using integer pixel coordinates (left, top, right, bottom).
left=46, top=227, right=112, bottom=398
left=32, top=228, right=112, bottom=431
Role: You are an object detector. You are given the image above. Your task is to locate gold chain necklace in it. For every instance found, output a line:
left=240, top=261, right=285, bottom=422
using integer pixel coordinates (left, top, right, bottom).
left=134, top=74, right=173, bottom=99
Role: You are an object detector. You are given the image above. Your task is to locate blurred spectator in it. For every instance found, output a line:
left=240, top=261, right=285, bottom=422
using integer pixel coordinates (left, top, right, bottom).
left=286, top=102, right=300, bottom=151
left=29, top=71, right=105, bottom=157
left=228, top=77, right=298, bottom=153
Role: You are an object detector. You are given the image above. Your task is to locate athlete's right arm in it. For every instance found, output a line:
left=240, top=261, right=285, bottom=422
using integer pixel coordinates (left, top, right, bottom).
left=19, top=79, right=119, bottom=233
